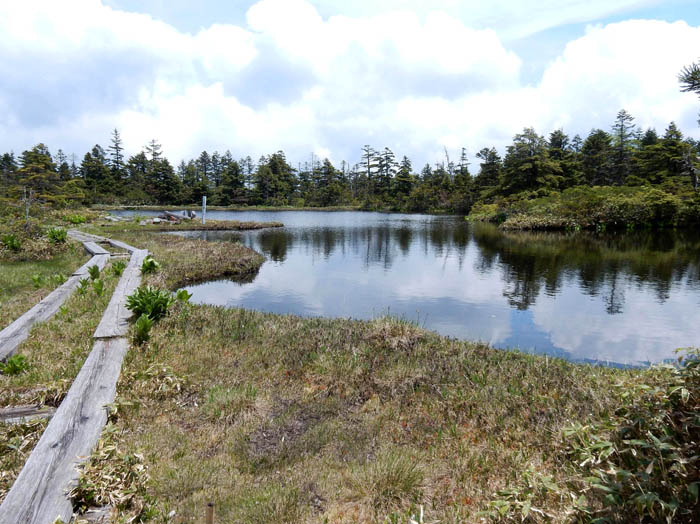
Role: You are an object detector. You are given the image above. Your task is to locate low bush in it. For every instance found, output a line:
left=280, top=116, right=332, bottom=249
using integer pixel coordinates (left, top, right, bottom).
left=470, top=186, right=700, bottom=231
left=133, top=314, right=154, bottom=345
left=64, top=214, right=87, bottom=224
left=0, top=354, right=29, bottom=375
left=1, top=234, right=21, bottom=252
left=565, top=349, right=700, bottom=522
left=77, top=277, right=90, bottom=295
left=125, top=286, right=173, bottom=321
left=111, top=260, right=126, bottom=277
left=140, top=255, right=160, bottom=275
left=92, top=279, right=105, bottom=297
left=175, top=289, right=192, bottom=302
left=31, top=274, right=44, bottom=288
left=51, top=273, right=67, bottom=285
left=87, top=265, right=100, bottom=280
left=46, top=227, right=67, bottom=243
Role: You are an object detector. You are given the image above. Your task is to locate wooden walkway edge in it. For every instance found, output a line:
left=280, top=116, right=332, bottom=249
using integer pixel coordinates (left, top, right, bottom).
left=0, top=247, right=109, bottom=363
left=0, top=234, right=146, bottom=524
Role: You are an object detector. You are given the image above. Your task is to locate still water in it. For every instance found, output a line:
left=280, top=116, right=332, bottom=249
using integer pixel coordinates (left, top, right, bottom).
left=113, top=210, right=700, bottom=366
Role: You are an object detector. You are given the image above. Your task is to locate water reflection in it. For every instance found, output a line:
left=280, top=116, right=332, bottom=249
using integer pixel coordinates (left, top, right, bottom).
left=472, top=227, right=700, bottom=312
left=117, top=209, right=700, bottom=365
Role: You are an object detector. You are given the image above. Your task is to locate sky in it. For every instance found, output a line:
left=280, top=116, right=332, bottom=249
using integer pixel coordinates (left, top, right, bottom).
left=1, top=0, right=700, bottom=169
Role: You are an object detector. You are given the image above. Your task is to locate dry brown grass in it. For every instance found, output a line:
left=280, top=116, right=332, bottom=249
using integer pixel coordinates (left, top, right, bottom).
left=0, top=262, right=120, bottom=501
left=0, top=240, right=87, bottom=330
left=92, top=231, right=265, bottom=290
left=98, top=308, right=634, bottom=523
left=95, top=217, right=283, bottom=233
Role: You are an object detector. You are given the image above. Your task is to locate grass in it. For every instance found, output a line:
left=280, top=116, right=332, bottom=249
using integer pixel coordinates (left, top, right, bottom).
left=95, top=217, right=283, bottom=232
left=0, top=240, right=87, bottom=330
left=94, top=204, right=361, bottom=213
left=469, top=186, right=700, bottom=231
left=0, top=207, right=103, bottom=330
left=2, top=214, right=694, bottom=522
left=95, top=307, right=644, bottom=522
left=82, top=228, right=266, bottom=289
left=0, top=262, right=119, bottom=501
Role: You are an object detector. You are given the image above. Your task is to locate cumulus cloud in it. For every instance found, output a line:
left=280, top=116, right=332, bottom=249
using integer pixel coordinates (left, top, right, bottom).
left=0, top=0, right=698, bottom=167
left=530, top=280, right=699, bottom=365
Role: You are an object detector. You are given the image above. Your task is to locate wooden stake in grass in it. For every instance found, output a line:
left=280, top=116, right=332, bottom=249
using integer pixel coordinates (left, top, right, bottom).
left=205, top=502, right=214, bottom=524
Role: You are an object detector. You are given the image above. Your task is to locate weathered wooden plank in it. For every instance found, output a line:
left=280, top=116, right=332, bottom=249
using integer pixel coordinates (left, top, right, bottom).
left=0, top=253, right=109, bottom=362
left=0, top=234, right=146, bottom=523
left=0, top=337, right=130, bottom=524
left=93, top=249, right=148, bottom=339
left=105, top=238, right=137, bottom=253
left=82, top=241, right=110, bottom=256
left=79, top=506, right=113, bottom=523
left=67, top=230, right=139, bottom=254
left=72, top=254, right=109, bottom=276
left=67, top=230, right=106, bottom=244
left=0, top=405, right=56, bottom=424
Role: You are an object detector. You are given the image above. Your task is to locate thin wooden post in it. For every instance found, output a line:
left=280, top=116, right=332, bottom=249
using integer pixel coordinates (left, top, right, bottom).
left=202, top=195, right=207, bottom=225
left=205, top=502, right=214, bottom=524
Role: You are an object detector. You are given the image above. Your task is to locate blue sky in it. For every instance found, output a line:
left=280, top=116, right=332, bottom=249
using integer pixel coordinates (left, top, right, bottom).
left=1, top=0, right=699, bottom=168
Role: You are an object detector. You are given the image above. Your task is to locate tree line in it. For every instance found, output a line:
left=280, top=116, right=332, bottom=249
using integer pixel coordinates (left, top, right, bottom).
left=1, top=110, right=699, bottom=213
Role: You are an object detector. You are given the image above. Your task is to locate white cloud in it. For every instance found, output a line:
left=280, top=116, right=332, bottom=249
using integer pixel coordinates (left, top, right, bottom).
left=0, top=1, right=698, bottom=167
left=531, top=280, right=699, bottom=364
left=315, top=0, right=658, bottom=40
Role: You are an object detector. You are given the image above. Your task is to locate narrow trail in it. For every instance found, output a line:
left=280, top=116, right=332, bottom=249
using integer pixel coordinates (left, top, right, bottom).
left=0, top=231, right=147, bottom=524
left=0, top=239, right=109, bottom=362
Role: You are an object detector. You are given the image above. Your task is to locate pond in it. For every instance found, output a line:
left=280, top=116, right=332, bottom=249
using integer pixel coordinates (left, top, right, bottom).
left=111, top=209, right=700, bottom=366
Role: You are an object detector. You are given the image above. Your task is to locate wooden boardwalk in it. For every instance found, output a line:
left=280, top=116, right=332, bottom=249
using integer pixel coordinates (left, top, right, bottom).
left=0, top=241, right=110, bottom=362
left=0, top=233, right=146, bottom=524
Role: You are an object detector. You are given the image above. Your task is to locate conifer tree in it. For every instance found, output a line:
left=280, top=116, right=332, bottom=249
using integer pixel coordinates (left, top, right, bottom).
left=473, top=147, right=502, bottom=196
left=582, top=129, right=614, bottom=186
left=108, top=128, right=125, bottom=189
left=501, top=128, right=561, bottom=194
left=611, top=109, right=637, bottom=184
left=80, top=145, right=111, bottom=200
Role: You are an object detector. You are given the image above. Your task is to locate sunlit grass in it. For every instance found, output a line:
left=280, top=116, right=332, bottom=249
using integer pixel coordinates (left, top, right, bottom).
left=84, top=229, right=266, bottom=290
left=0, top=263, right=120, bottom=501
left=0, top=241, right=87, bottom=330
left=103, top=309, right=636, bottom=522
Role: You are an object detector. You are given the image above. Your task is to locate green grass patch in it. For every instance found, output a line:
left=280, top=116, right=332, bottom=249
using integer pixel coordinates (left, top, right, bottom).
left=0, top=262, right=120, bottom=501
left=80, top=228, right=265, bottom=290
left=469, top=186, right=700, bottom=231
left=0, top=242, right=87, bottom=330
left=100, top=309, right=642, bottom=522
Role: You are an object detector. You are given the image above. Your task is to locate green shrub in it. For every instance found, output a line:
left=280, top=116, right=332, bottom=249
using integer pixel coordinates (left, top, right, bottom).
left=140, top=255, right=160, bottom=274
left=133, top=314, right=154, bottom=345
left=126, top=286, right=173, bottom=321
left=474, top=186, right=689, bottom=231
left=87, top=265, right=100, bottom=280
left=47, top=227, right=67, bottom=243
left=0, top=354, right=29, bottom=375
left=565, top=349, right=700, bottom=522
left=92, top=278, right=105, bottom=297
left=77, top=277, right=90, bottom=295
left=51, top=273, right=67, bottom=285
left=175, top=289, right=192, bottom=302
left=31, top=273, right=45, bottom=288
left=65, top=214, right=87, bottom=224
left=111, top=260, right=126, bottom=277
left=1, top=233, right=21, bottom=252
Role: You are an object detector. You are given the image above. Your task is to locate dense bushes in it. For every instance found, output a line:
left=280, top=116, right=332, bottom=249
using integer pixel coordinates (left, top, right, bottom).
left=565, top=350, right=700, bottom=522
left=125, top=285, right=173, bottom=321
left=469, top=186, right=700, bottom=231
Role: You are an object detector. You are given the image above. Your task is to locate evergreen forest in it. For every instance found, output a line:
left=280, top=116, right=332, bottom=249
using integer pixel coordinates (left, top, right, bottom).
left=2, top=61, right=700, bottom=230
